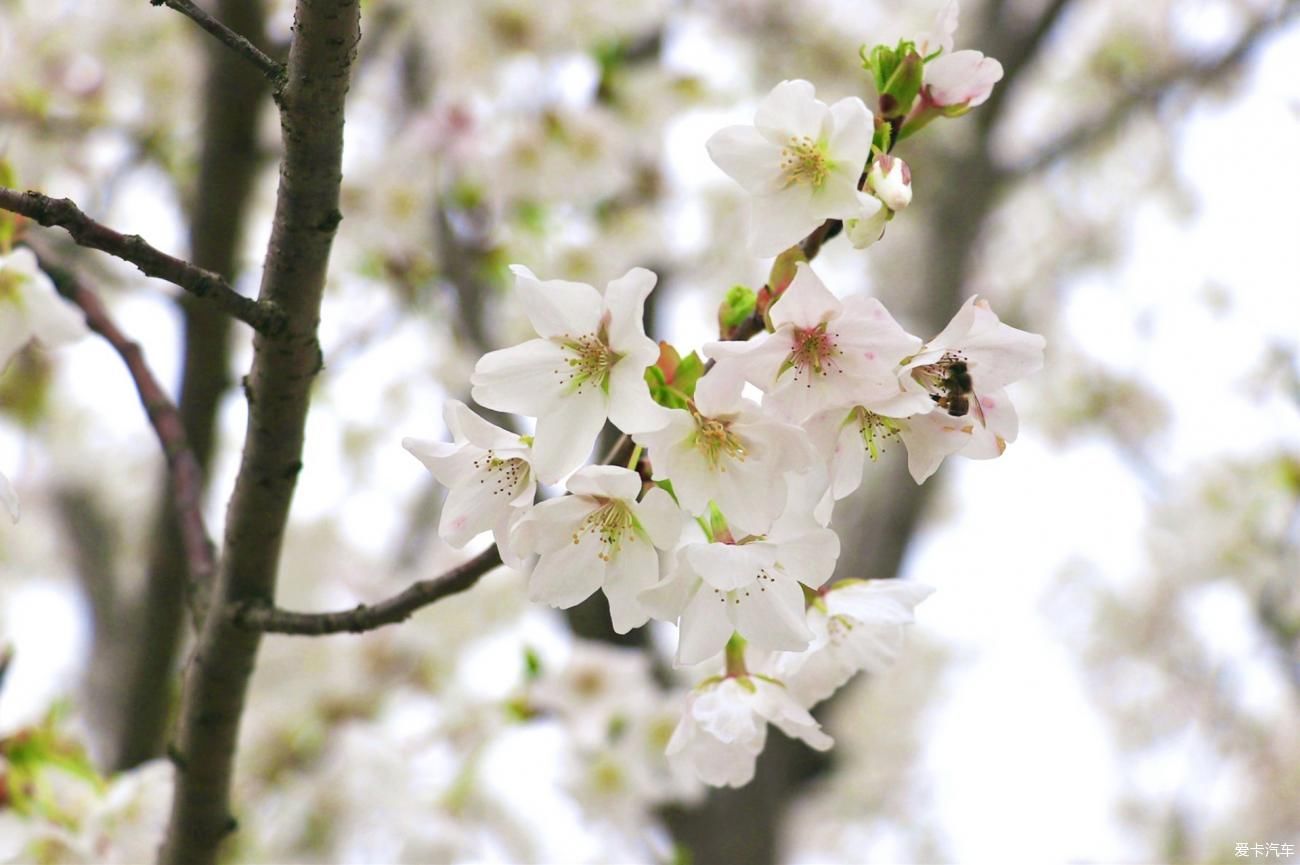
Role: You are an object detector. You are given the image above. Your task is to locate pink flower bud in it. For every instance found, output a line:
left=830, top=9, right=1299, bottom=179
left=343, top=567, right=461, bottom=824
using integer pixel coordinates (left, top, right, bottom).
left=868, top=155, right=913, bottom=212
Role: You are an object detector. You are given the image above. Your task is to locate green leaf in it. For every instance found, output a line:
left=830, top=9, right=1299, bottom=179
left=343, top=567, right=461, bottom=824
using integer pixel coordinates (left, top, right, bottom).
left=673, top=351, right=706, bottom=398
left=718, top=284, right=757, bottom=334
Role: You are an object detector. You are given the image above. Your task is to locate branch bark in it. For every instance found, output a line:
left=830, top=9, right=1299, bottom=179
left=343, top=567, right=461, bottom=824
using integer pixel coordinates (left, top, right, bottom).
left=159, top=2, right=360, bottom=862
left=0, top=187, right=285, bottom=335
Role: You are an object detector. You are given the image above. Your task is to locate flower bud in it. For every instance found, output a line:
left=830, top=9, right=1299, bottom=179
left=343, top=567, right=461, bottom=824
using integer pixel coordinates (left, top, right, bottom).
left=868, top=155, right=912, bottom=212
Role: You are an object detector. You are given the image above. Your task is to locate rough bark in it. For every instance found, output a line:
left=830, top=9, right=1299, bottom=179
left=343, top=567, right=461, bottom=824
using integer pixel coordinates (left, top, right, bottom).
left=158, top=3, right=359, bottom=863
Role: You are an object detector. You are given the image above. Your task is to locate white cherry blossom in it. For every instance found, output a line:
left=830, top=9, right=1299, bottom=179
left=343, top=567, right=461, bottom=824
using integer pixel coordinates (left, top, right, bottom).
left=632, top=365, right=812, bottom=535
left=510, top=465, right=681, bottom=633
left=918, top=1, right=1003, bottom=111
left=0, top=247, right=88, bottom=370
left=707, top=79, right=874, bottom=257
left=706, top=263, right=922, bottom=424
left=771, top=579, right=934, bottom=707
left=666, top=675, right=831, bottom=788
left=470, top=265, right=668, bottom=483
left=402, top=400, right=536, bottom=560
left=1, top=470, right=17, bottom=522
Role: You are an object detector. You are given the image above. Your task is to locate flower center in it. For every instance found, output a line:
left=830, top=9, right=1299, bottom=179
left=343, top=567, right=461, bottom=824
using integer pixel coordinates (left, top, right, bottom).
left=573, top=500, right=635, bottom=561
left=782, top=324, right=841, bottom=383
left=558, top=332, right=619, bottom=396
left=851, top=406, right=900, bottom=461
left=691, top=414, right=748, bottom=469
left=913, top=352, right=973, bottom=417
left=0, top=271, right=25, bottom=305
left=472, top=450, right=530, bottom=498
left=780, top=135, right=830, bottom=188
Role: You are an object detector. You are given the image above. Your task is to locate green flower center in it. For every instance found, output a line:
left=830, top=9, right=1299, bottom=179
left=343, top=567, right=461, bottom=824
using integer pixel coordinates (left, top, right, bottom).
left=559, top=330, right=620, bottom=395
left=691, top=414, right=748, bottom=469
left=852, top=406, right=900, bottom=461
left=781, top=135, right=831, bottom=188
left=573, top=500, right=636, bottom=561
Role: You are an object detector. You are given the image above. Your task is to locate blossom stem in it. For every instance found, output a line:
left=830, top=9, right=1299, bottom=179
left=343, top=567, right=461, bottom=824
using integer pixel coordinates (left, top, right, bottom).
left=626, top=444, right=643, bottom=470
left=724, top=633, right=749, bottom=677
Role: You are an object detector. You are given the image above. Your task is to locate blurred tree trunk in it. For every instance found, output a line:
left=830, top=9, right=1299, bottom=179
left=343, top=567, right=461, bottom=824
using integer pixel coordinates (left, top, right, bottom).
left=103, top=0, right=271, bottom=772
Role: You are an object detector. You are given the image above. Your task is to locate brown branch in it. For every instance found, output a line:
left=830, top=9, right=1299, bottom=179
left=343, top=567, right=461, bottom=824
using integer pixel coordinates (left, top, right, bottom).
left=151, top=0, right=284, bottom=86
left=1005, top=4, right=1297, bottom=178
left=0, top=187, right=285, bottom=336
left=234, top=545, right=502, bottom=635
left=33, top=252, right=217, bottom=617
left=160, top=2, right=360, bottom=862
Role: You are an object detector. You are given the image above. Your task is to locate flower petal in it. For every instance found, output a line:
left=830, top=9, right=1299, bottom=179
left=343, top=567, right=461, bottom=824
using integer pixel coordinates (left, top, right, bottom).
left=607, top=354, right=671, bottom=434
left=684, top=541, right=776, bottom=592
left=471, top=338, right=570, bottom=417
left=755, top=79, right=826, bottom=143
left=748, top=186, right=825, bottom=258
left=603, top=537, right=660, bottom=633
left=446, top=399, right=526, bottom=451
left=825, top=96, right=873, bottom=176
left=1, top=471, right=19, bottom=522
left=732, top=574, right=813, bottom=652
left=510, top=264, right=602, bottom=340
left=527, top=523, right=608, bottom=609
left=530, top=389, right=607, bottom=483
left=603, top=267, right=659, bottom=356
left=677, top=586, right=735, bottom=666
left=769, top=263, right=841, bottom=329
left=706, top=125, right=786, bottom=195
left=566, top=464, right=641, bottom=500
left=632, top=485, right=682, bottom=550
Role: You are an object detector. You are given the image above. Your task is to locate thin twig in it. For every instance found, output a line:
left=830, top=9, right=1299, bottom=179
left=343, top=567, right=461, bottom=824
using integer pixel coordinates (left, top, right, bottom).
left=234, top=545, right=502, bottom=635
left=0, top=188, right=286, bottom=336
left=151, top=0, right=284, bottom=85
left=34, top=251, right=216, bottom=623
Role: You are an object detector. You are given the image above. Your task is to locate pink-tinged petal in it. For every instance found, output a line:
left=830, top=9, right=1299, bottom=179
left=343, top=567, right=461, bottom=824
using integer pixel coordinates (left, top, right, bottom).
left=445, top=399, right=523, bottom=451
left=684, top=542, right=776, bottom=592
left=509, top=264, right=602, bottom=339
left=825, top=96, right=873, bottom=176
left=704, top=334, right=789, bottom=394
left=920, top=0, right=960, bottom=55
left=692, top=365, right=747, bottom=417
left=748, top=186, right=825, bottom=258
left=603, top=267, right=658, bottom=352
left=770, top=263, right=841, bottom=329
left=962, top=388, right=1019, bottom=459
left=960, top=299, right=1045, bottom=389
left=607, top=356, right=671, bottom=434
left=439, top=466, right=515, bottom=547
left=632, top=485, right=683, bottom=550
left=528, top=526, right=608, bottom=609
left=470, top=338, right=570, bottom=417
left=926, top=50, right=1003, bottom=108
left=603, top=538, right=660, bottom=633
left=1, top=471, right=18, bottom=522
left=401, top=436, right=476, bottom=488
left=567, top=464, right=641, bottom=500
left=677, top=587, right=735, bottom=666
left=830, top=416, right=867, bottom=499
left=772, top=528, right=840, bottom=588
left=706, top=125, right=786, bottom=195
left=732, top=574, right=813, bottom=652
left=754, top=79, right=827, bottom=143
left=530, top=389, right=607, bottom=483
left=899, top=413, right=970, bottom=483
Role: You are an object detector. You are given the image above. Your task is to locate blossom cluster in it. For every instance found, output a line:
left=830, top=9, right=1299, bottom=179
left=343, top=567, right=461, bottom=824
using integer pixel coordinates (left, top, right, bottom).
left=404, top=2, right=1041, bottom=788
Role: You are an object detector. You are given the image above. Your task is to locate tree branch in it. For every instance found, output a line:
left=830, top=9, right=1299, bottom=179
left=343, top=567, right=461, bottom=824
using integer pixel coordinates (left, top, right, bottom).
left=1005, top=4, right=1297, bottom=178
left=160, top=2, right=360, bottom=862
left=34, top=252, right=217, bottom=618
left=151, top=0, right=284, bottom=86
left=0, top=187, right=285, bottom=336
left=234, top=545, right=502, bottom=635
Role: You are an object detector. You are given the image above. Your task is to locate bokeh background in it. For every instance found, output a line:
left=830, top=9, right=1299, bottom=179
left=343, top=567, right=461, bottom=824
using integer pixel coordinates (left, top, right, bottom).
left=1, top=0, right=1297, bottom=862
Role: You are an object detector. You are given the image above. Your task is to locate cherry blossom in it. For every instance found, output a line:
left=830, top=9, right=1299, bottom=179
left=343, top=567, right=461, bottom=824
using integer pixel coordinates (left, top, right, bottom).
left=510, top=465, right=681, bottom=633
left=771, top=579, right=934, bottom=707
left=918, top=0, right=1003, bottom=111
left=707, top=263, right=922, bottom=424
left=470, top=265, right=668, bottom=483
left=1, top=471, right=17, bottom=522
left=707, top=79, right=874, bottom=257
left=666, top=675, right=831, bottom=788
left=0, top=246, right=87, bottom=370
left=402, top=399, right=537, bottom=560
left=632, top=366, right=813, bottom=535
left=867, top=154, right=912, bottom=212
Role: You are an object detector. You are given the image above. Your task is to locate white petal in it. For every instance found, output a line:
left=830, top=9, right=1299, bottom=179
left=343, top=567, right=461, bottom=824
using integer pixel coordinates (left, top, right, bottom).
left=607, top=355, right=671, bottom=434
left=899, top=413, right=970, bottom=483
left=640, top=565, right=695, bottom=621
left=632, top=485, right=682, bottom=550
left=511, top=495, right=594, bottom=556
left=748, top=186, right=825, bottom=258
left=603, top=538, right=660, bottom=633
left=732, top=576, right=813, bottom=652
left=23, top=283, right=87, bottom=351
left=401, top=436, right=477, bottom=488
left=470, top=338, right=570, bottom=417
left=706, top=125, right=786, bottom=195
left=830, top=416, right=867, bottom=500
left=773, top=528, right=840, bottom=589
left=446, top=399, right=525, bottom=451
left=439, top=466, right=514, bottom=547
left=755, top=79, right=826, bottom=143
left=0, top=308, right=32, bottom=371
left=692, top=364, right=747, bottom=417
left=510, top=264, right=602, bottom=339
left=825, top=96, right=873, bottom=177
left=684, top=542, right=776, bottom=592
left=769, top=263, right=841, bottom=329
left=530, top=390, right=608, bottom=483
left=828, top=579, right=935, bottom=625
left=528, top=525, right=608, bottom=609
left=603, top=267, right=659, bottom=354
left=755, top=682, right=833, bottom=750
left=677, top=586, right=735, bottom=666
left=1, top=471, right=19, bottom=522
left=567, top=464, right=641, bottom=500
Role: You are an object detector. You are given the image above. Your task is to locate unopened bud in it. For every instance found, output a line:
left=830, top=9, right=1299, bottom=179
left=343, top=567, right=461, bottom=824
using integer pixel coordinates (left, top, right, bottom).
left=845, top=195, right=891, bottom=249
left=868, top=155, right=912, bottom=212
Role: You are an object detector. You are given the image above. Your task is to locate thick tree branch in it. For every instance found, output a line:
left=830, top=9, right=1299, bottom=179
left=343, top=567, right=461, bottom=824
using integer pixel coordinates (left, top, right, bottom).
left=160, top=2, right=360, bottom=862
left=151, top=0, right=284, bottom=85
left=0, top=187, right=285, bottom=335
left=234, top=545, right=502, bottom=635
left=1005, top=5, right=1296, bottom=178
left=34, top=253, right=217, bottom=614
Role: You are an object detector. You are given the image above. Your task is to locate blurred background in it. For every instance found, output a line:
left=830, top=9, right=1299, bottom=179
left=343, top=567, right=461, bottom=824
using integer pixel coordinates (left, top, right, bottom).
left=0, top=0, right=1297, bottom=862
